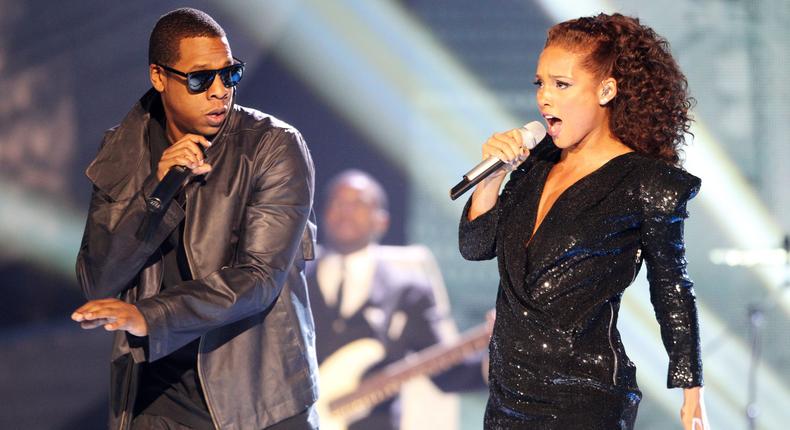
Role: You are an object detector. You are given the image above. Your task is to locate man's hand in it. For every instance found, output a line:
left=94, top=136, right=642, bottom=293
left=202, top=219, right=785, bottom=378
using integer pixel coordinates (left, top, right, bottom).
left=484, top=308, right=496, bottom=336
left=157, top=133, right=213, bottom=181
left=71, top=299, right=148, bottom=337
left=481, top=309, right=496, bottom=383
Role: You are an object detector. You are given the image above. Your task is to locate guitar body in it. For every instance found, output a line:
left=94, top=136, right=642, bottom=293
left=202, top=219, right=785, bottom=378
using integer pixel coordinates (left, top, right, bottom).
left=317, top=338, right=387, bottom=430
left=316, top=322, right=490, bottom=429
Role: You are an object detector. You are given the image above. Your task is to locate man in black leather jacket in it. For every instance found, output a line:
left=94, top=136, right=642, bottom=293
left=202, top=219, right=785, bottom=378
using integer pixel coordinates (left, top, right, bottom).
left=71, top=8, right=319, bottom=430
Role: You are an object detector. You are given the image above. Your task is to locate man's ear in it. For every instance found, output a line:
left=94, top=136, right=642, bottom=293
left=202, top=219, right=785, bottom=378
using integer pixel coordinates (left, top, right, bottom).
left=150, top=64, right=165, bottom=92
left=373, top=210, right=390, bottom=242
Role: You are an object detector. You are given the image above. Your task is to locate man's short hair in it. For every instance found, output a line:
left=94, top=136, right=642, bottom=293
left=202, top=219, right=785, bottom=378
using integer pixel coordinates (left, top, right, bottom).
left=148, top=8, right=226, bottom=66
left=327, top=169, right=389, bottom=212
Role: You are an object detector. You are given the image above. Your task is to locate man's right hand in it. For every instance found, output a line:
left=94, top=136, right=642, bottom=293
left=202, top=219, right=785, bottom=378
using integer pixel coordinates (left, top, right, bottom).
left=157, top=133, right=213, bottom=181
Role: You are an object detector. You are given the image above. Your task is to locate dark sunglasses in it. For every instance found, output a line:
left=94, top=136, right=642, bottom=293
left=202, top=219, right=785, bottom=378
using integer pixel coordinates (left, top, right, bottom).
left=157, top=58, right=245, bottom=93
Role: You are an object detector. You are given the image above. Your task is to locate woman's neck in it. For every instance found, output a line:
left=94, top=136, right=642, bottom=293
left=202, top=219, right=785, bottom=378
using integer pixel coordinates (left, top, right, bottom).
left=560, top=125, right=631, bottom=169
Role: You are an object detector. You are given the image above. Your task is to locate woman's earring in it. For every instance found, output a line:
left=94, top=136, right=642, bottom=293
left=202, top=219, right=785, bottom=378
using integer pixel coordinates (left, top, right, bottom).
left=600, top=87, right=611, bottom=105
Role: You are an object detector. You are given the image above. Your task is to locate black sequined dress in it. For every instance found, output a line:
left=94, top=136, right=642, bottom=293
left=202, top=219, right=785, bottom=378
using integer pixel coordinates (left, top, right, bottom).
left=459, top=142, right=703, bottom=429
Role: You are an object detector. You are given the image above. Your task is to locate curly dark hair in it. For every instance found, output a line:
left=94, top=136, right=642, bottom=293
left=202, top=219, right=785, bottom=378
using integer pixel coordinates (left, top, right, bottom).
left=149, top=8, right=226, bottom=66
left=546, top=13, right=694, bottom=165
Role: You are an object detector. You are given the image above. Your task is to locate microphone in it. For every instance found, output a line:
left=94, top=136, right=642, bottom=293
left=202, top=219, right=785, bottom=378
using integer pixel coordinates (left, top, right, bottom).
left=449, top=121, right=547, bottom=200
left=145, top=165, right=191, bottom=213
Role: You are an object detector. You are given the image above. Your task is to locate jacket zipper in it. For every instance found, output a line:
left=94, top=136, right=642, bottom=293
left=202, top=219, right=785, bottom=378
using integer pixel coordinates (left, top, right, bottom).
left=119, top=249, right=169, bottom=430
left=182, top=187, right=221, bottom=430
left=183, top=101, right=232, bottom=429
left=117, top=359, right=139, bottom=429
left=117, top=366, right=131, bottom=430
left=608, top=301, right=618, bottom=385
left=119, top=250, right=165, bottom=430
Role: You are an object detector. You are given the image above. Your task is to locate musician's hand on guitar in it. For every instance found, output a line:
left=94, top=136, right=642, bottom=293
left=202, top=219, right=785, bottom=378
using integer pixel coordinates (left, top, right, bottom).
left=482, top=309, right=496, bottom=384
left=485, top=309, right=496, bottom=337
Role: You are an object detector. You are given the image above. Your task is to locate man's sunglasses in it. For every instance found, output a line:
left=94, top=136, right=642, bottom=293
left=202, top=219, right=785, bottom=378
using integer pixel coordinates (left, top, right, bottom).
left=156, top=58, right=245, bottom=93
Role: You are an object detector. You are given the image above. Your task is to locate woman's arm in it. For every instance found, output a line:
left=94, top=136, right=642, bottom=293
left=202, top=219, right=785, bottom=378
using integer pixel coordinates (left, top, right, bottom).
left=682, top=386, right=710, bottom=429
left=459, top=128, right=531, bottom=261
left=467, top=129, right=526, bottom=220
left=639, top=164, right=707, bottom=428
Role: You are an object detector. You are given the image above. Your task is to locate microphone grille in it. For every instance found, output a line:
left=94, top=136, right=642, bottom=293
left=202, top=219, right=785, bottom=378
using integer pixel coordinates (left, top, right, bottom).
left=520, top=121, right=547, bottom=150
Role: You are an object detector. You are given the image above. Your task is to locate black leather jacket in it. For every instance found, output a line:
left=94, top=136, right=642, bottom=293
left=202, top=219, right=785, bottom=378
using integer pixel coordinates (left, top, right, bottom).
left=76, top=89, right=319, bottom=430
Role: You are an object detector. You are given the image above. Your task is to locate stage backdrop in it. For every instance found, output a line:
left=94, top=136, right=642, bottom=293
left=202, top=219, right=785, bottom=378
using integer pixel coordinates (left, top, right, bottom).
left=1, top=1, right=788, bottom=429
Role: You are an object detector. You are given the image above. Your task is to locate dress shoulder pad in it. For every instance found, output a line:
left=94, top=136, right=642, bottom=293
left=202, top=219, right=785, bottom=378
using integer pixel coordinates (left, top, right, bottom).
left=638, top=159, right=701, bottom=216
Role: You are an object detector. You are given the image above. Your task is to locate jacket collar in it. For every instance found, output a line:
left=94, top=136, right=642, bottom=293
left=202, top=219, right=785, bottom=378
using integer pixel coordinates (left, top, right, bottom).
left=85, top=88, right=236, bottom=201
left=85, top=89, right=160, bottom=201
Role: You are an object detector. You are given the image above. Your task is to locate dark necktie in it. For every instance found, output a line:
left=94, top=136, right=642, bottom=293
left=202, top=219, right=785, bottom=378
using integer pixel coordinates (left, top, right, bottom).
left=331, top=256, right=346, bottom=333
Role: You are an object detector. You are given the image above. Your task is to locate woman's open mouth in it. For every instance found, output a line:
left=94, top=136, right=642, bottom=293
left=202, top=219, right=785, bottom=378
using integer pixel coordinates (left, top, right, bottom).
left=544, top=115, right=563, bottom=138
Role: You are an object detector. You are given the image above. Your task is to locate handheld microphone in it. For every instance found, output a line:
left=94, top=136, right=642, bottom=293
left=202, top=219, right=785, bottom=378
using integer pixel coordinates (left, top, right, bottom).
left=449, top=121, right=547, bottom=200
left=137, top=165, right=192, bottom=241
left=146, top=165, right=191, bottom=213
left=146, top=133, right=214, bottom=213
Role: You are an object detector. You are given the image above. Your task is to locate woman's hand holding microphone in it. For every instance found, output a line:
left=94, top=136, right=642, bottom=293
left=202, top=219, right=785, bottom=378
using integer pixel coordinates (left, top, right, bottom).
left=468, top=128, right=532, bottom=220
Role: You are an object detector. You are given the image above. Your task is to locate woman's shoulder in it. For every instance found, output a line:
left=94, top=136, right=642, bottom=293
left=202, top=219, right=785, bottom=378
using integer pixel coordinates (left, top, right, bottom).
left=628, top=153, right=701, bottom=214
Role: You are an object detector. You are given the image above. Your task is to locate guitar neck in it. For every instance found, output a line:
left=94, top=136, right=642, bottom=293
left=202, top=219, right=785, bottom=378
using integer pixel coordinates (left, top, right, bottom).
left=329, top=322, right=490, bottom=417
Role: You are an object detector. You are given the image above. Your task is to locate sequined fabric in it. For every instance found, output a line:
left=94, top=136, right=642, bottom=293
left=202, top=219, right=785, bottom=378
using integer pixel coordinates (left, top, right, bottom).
left=459, top=142, right=702, bottom=429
